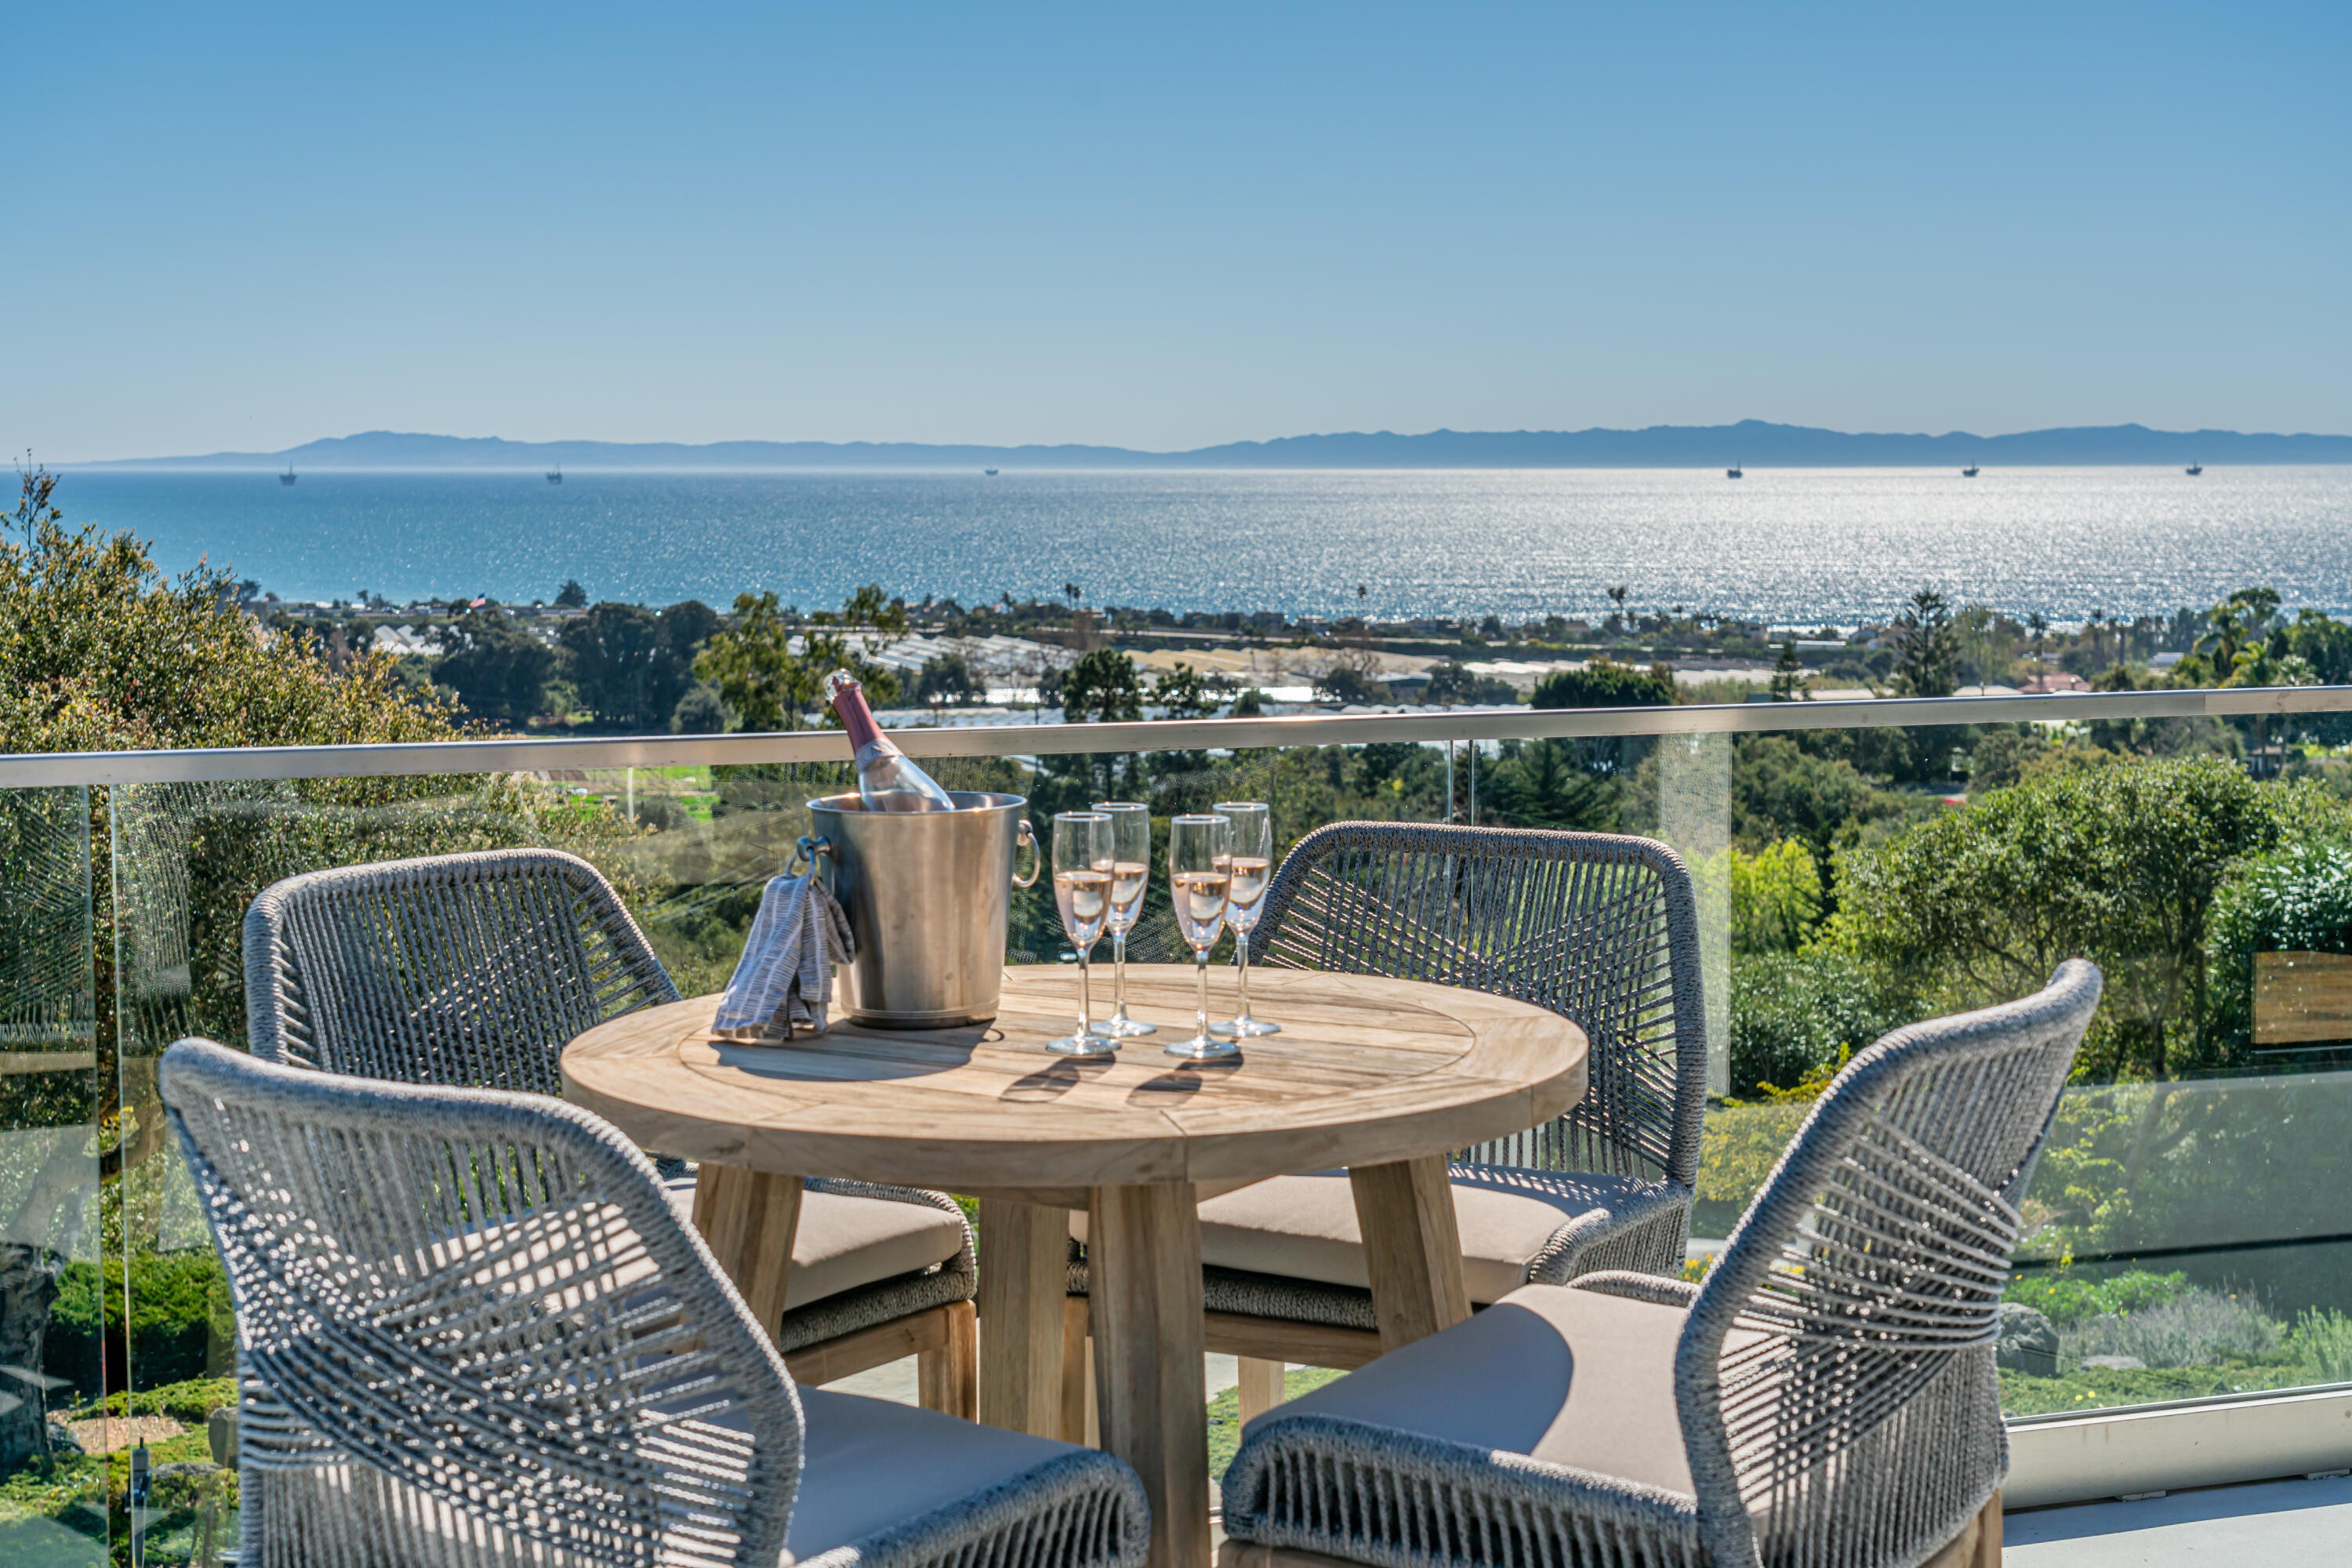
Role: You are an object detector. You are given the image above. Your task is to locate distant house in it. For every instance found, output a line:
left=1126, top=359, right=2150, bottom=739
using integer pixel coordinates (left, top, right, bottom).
left=2017, top=671, right=2092, bottom=695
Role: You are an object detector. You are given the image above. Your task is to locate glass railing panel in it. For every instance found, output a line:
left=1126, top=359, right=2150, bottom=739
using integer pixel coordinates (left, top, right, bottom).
left=68, top=690, right=2352, bottom=1539
left=0, top=787, right=103, bottom=1566
left=1624, top=710, right=2352, bottom=1422
left=107, top=768, right=655, bottom=1567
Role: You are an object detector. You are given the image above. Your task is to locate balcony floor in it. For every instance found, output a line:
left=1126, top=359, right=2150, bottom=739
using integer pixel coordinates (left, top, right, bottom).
left=843, top=1353, right=2352, bottom=1561
left=2005, top=1473, right=2352, bottom=1563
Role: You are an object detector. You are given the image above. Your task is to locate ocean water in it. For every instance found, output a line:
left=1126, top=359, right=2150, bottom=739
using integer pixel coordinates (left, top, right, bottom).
left=50, top=466, right=2352, bottom=626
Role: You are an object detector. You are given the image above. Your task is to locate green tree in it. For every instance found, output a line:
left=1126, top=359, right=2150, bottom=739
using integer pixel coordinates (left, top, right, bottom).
left=1892, top=589, right=1959, bottom=697
left=913, top=652, right=983, bottom=710
left=1313, top=661, right=1389, bottom=704
left=695, top=589, right=901, bottom=732
left=1061, top=648, right=1144, bottom=724
left=554, top=578, right=589, bottom=608
left=1425, top=660, right=1518, bottom=706
left=1149, top=662, right=1216, bottom=719
left=1829, top=754, right=2335, bottom=1079
left=433, top=606, right=558, bottom=728
left=0, top=467, right=473, bottom=1467
left=1731, top=838, right=1824, bottom=953
left=2190, top=586, right=2282, bottom=683
left=1527, top=657, right=1675, bottom=709
left=1732, top=735, right=1903, bottom=883
left=1483, top=739, right=1613, bottom=831
left=2285, top=609, right=2352, bottom=686
left=560, top=601, right=706, bottom=731
left=1769, top=639, right=1804, bottom=701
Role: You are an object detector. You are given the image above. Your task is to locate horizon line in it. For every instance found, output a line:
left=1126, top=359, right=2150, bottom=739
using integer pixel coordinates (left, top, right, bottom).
left=55, top=416, right=2352, bottom=470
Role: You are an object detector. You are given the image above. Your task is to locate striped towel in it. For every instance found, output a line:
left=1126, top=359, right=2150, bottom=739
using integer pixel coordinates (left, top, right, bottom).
left=712, top=872, right=855, bottom=1040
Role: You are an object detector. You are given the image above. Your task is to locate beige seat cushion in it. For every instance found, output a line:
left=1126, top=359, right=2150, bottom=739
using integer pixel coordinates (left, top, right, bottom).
left=1075, top=1167, right=1657, bottom=1305
left=788, top=1387, right=1098, bottom=1556
left=1260, top=1282, right=1707, bottom=1497
left=668, top=1180, right=964, bottom=1313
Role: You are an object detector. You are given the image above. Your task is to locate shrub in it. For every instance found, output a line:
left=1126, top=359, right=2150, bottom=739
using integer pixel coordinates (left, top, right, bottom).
left=47, top=1252, right=231, bottom=1396
left=1726, top=949, right=1906, bottom=1100
left=1829, top=754, right=2342, bottom=1079
left=2062, top=1287, right=2283, bottom=1369
left=2290, top=1308, right=2352, bottom=1383
left=2205, top=837, right=2352, bottom=1062
left=1730, top=839, right=1822, bottom=953
left=2005, top=1269, right=2190, bottom=1326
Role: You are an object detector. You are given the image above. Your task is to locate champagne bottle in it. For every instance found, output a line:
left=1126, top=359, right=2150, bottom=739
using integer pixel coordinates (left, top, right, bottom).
left=826, top=670, right=957, bottom=812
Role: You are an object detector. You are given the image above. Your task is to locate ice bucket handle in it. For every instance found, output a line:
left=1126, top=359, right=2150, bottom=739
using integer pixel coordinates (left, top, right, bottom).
left=788, top=833, right=833, bottom=875
left=793, top=823, right=1038, bottom=887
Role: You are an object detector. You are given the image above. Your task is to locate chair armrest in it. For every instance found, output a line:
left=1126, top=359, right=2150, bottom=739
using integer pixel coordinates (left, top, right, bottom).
left=1523, top=1178, right=1693, bottom=1285
left=1568, top=1271, right=1701, bottom=1308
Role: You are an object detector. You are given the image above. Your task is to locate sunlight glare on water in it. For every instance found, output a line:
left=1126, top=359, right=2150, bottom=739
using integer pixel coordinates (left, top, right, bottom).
left=57, top=466, right=2352, bottom=626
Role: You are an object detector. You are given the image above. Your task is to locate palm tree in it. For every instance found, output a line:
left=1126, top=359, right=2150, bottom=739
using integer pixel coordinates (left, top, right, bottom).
left=2027, top=612, right=2049, bottom=666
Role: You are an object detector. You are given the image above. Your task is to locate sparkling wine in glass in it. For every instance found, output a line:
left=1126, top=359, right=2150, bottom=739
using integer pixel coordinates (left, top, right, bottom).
left=1167, top=814, right=1237, bottom=1059
left=1211, top=801, right=1280, bottom=1038
left=1089, top=801, right=1156, bottom=1037
left=1046, top=812, right=1116, bottom=1057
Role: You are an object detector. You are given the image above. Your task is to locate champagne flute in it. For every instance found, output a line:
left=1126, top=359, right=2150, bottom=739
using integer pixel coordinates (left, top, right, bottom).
left=1045, top=812, right=1116, bottom=1057
left=1166, top=814, right=1238, bottom=1059
left=1211, top=800, right=1280, bottom=1037
left=1089, top=800, right=1156, bottom=1037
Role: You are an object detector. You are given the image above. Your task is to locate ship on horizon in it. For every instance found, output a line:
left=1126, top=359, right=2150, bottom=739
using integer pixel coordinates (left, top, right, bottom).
left=280, top=464, right=296, bottom=485
left=1962, top=465, right=1980, bottom=477
left=547, top=464, right=562, bottom=484
left=1726, top=463, right=1743, bottom=479
left=2186, top=462, right=2204, bottom=476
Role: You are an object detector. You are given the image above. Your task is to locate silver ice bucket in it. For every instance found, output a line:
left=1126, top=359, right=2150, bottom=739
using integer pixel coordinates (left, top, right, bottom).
left=797, top=791, right=1039, bottom=1028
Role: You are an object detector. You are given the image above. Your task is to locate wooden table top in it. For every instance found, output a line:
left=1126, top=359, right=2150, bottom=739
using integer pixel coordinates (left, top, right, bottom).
left=561, top=964, right=1587, bottom=1202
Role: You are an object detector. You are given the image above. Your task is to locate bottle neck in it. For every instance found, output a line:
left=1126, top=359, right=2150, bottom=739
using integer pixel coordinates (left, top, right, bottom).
left=829, top=680, right=887, bottom=752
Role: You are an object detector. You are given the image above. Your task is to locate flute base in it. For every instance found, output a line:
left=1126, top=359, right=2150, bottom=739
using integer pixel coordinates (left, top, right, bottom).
left=1091, top=1012, right=1158, bottom=1038
left=1044, top=1031, right=1120, bottom=1058
left=1212, top=1014, right=1282, bottom=1038
left=1165, top=1031, right=1243, bottom=1062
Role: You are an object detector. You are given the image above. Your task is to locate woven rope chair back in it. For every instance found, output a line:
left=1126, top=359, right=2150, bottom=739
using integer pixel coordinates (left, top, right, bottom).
left=1678, top=960, right=2103, bottom=1568
left=159, top=1036, right=804, bottom=1568
left=245, top=848, right=679, bottom=1095
left=1251, top=822, right=1706, bottom=1185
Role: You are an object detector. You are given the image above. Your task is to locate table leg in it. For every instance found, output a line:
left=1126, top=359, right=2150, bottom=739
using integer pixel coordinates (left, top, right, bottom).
left=975, top=1199, right=1068, bottom=1437
left=1348, top=1155, right=1472, bottom=1352
left=1091, top=1182, right=1209, bottom=1568
left=691, top=1163, right=802, bottom=1342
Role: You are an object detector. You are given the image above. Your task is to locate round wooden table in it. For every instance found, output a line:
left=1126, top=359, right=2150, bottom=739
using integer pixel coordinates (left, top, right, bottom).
left=563, top=964, right=1587, bottom=1568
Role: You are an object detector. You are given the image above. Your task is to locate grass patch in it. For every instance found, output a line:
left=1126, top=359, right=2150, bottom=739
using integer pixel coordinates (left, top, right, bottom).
left=2000, top=1359, right=2325, bottom=1417
left=67, top=1378, right=238, bottom=1427
left=1206, top=1365, right=1345, bottom=1485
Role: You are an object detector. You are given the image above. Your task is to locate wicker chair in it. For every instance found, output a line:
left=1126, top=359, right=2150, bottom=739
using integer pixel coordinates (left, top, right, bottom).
left=1220, top=960, right=2103, bottom=1568
left=158, top=1038, right=1149, bottom=1568
left=1071, top=823, right=1707, bottom=1405
left=244, top=848, right=978, bottom=1415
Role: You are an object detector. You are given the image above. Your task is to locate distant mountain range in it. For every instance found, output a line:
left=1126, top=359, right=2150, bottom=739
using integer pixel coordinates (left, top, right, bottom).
left=74, top=419, right=2352, bottom=470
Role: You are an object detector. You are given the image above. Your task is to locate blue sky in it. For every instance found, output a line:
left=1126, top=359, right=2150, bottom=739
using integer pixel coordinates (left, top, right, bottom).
left=13, top=2, right=2348, bottom=459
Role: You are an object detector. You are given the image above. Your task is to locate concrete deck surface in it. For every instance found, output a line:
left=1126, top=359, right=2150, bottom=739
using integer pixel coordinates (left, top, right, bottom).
left=2005, top=1472, right=2352, bottom=1563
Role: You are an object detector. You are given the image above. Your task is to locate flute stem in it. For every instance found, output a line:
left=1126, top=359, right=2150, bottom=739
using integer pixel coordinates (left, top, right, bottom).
left=1195, top=947, right=1210, bottom=1038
